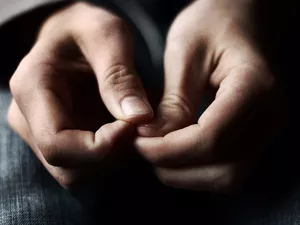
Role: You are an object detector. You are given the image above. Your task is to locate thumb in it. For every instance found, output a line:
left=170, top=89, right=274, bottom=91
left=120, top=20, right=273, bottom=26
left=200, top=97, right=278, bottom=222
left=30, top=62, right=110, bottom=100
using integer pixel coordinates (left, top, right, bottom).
left=72, top=5, right=153, bottom=124
left=138, top=36, right=208, bottom=136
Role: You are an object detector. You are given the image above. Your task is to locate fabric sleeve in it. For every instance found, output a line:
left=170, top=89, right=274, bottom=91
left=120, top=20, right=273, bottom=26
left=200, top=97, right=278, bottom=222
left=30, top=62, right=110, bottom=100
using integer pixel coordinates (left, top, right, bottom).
left=0, top=0, right=71, bottom=27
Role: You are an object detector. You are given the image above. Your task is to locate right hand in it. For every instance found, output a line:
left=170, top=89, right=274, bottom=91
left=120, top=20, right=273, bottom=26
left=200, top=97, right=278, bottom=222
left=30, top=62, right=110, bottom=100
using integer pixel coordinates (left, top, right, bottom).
left=7, top=2, right=153, bottom=188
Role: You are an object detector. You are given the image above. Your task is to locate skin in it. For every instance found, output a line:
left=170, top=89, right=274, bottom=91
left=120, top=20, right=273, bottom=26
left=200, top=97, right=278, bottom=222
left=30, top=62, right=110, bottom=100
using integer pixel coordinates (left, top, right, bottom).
left=8, top=2, right=154, bottom=188
left=135, top=0, right=285, bottom=192
left=8, top=0, right=285, bottom=191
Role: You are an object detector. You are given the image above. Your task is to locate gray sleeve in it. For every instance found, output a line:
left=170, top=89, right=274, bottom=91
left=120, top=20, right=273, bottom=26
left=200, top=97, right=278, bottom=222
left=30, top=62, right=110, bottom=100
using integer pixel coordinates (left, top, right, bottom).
left=0, top=0, right=66, bottom=26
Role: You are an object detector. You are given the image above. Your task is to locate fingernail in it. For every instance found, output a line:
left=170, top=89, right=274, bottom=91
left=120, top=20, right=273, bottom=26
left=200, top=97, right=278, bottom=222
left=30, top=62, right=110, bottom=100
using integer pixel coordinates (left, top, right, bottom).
left=121, top=96, right=152, bottom=117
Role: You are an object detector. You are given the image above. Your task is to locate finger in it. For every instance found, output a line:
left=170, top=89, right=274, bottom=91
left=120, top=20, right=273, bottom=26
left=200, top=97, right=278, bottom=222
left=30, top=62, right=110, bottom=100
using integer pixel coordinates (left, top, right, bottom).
left=68, top=3, right=153, bottom=123
left=7, top=99, right=82, bottom=188
left=135, top=65, right=274, bottom=166
left=154, top=108, right=277, bottom=193
left=10, top=59, right=134, bottom=167
left=137, top=26, right=210, bottom=137
left=136, top=125, right=206, bottom=167
left=155, top=162, right=250, bottom=193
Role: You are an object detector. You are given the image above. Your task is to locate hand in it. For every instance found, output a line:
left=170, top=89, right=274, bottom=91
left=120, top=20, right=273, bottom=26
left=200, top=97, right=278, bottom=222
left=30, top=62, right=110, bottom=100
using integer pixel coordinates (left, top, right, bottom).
left=8, top=2, right=153, bottom=188
left=136, top=0, right=285, bottom=192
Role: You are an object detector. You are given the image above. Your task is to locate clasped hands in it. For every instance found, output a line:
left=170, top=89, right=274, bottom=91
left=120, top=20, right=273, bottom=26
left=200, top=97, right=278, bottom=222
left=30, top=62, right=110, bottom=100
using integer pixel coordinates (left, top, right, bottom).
left=8, top=1, right=284, bottom=192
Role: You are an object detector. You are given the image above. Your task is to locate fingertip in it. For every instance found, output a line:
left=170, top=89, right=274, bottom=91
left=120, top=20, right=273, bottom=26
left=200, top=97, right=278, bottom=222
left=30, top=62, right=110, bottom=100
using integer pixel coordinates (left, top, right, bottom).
left=110, top=119, right=133, bottom=130
left=136, top=114, right=170, bottom=137
left=95, top=120, right=134, bottom=144
left=137, top=123, right=161, bottom=137
left=121, top=96, right=154, bottom=124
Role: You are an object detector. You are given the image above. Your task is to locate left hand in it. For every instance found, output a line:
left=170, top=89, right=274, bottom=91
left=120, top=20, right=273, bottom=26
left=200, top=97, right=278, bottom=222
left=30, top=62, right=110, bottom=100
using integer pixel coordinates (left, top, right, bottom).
left=135, top=0, right=285, bottom=192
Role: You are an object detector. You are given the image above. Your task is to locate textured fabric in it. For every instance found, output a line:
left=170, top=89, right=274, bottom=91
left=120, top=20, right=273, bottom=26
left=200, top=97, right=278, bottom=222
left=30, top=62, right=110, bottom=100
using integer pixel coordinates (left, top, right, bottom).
left=0, top=89, right=88, bottom=225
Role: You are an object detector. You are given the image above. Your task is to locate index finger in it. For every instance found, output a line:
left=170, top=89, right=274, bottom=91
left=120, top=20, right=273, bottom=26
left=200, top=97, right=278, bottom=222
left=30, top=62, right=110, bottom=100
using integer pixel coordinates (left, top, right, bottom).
left=10, top=55, right=134, bottom=167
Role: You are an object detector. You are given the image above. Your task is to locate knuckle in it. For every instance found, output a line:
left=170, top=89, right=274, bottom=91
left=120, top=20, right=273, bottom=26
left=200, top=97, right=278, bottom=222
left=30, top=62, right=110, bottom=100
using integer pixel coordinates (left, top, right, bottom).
left=37, top=135, right=60, bottom=166
left=54, top=170, right=79, bottom=189
left=7, top=102, right=18, bottom=131
left=72, top=1, right=91, bottom=10
left=70, top=2, right=102, bottom=20
left=102, top=15, right=127, bottom=32
left=9, top=55, right=33, bottom=96
left=97, top=14, right=128, bottom=37
left=166, top=34, right=190, bottom=57
left=166, top=29, right=203, bottom=58
left=103, top=64, right=141, bottom=94
left=9, top=76, right=19, bottom=97
left=160, top=92, right=193, bottom=121
left=166, top=18, right=190, bottom=46
left=9, top=53, right=47, bottom=101
left=71, top=4, right=130, bottom=48
left=78, top=8, right=127, bottom=39
left=166, top=32, right=187, bottom=49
